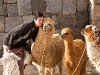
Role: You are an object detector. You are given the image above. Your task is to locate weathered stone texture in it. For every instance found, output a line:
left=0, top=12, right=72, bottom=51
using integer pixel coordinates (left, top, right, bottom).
left=77, top=0, right=89, bottom=11
left=92, top=21, right=100, bottom=28
left=5, top=17, right=23, bottom=32
left=4, top=0, right=16, bottom=3
left=46, top=0, right=62, bottom=13
left=76, top=12, right=90, bottom=29
left=0, top=4, right=7, bottom=16
left=32, top=1, right=46, bottom=13
left=52, top=15, right=60, bottom=29
left=72, top=28, right=84, bottom=39
left=0, top=16, right=5, bottom=33
left=0, top=33, right=7, bottom=50
left=60, top=15, right=76, bottom=29
left=7, top=4, right=18, bottom=17
left=91, top=5, right=100, bottom=21
left=63, top=0, right=76, bottom=14
left=22, top=15, right=35, bottom=23
left=17, top=0, right=32, bottom=16
left=0, top=0, right=3, bottom=3
left=43, top=13, right=51, bottom=18
left=55, top=29, right=61, bottom=34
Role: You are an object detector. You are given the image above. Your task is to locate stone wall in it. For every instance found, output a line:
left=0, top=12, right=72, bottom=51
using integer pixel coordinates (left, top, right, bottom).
left=0, top=0, right=90, bottom=55
left=90, top=0, right=100, bottom=28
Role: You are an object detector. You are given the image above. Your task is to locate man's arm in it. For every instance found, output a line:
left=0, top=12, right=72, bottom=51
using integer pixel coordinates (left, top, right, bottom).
left=8, top=33, right=16, bottom=50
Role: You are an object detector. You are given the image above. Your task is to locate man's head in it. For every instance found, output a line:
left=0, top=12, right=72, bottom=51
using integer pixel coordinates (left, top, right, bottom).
left=35, top=11, right=44, bottom=19
left=34, top=11, right=44, bottom=27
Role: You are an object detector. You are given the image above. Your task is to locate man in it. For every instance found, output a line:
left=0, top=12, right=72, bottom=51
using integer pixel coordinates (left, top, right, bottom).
left=3, top=11, right=44, bottom=75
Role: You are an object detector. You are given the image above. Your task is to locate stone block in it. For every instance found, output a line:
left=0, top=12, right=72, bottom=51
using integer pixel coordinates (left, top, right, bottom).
left=0, top=0, right=3, bottom=3
left=52, top=15, right=60, bottom=29
left=0, top=50, right=3, bottom=57
left=17, top=0, right=32, bottom=16
left=0, top=4, right=7, bottom=16
left=92, top=21, right=100, bottom=28
left=77, top=0, right=89, bottom=11
left=72, top=28, right=84, bottom=40
left=0, top=33, right=7, bottom=50
left=43, top=13, right=51, bottom=18
left=91, top=5, right=100, bottom=21
left=7, top=4, right=18, bottom=17
left=22, top=15, right=35, bottom=23
left=32, top=1, right=46, bottom=13
left=63, top=0, right=76, bottom=14
left=0, top=16, right=5, bottom=33
left=4, top=0, right=16, bottom=3
left=55, top=29, right=61, bottom=34
left=5, top=16, right=23, bottom=32
left=60, top=14, right=76, bottom=29
left=46, top=0, right=62, bottom=13
left=76, top=11, right=90, bottom=29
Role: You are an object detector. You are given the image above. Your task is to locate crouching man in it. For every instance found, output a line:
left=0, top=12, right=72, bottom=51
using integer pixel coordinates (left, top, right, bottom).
left=3, top=11, right=44, bottom=75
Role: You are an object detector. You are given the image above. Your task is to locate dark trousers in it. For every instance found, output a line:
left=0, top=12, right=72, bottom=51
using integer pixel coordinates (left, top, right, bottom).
left=12, top=48, right=24, bottom=75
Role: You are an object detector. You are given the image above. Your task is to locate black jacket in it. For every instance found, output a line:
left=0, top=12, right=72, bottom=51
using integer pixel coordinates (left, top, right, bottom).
left=3, top=21, right=38, bottom=50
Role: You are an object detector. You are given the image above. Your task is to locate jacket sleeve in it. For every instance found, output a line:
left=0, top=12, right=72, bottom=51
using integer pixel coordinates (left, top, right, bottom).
left=8, top=33, right=16, bottom=50
left=31, top=28, right=38, bottom=42
left=14, top=23, right=30, bottom=35
left=8, top=23, right=31, bottom=50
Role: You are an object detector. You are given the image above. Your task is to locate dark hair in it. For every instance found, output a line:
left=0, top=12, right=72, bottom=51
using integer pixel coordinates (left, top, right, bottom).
left=35, top=11, right=44, bottom=19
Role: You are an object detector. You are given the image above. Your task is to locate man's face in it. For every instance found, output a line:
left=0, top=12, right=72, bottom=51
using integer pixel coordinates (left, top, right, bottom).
left=36, top=17, right=44, bottom=27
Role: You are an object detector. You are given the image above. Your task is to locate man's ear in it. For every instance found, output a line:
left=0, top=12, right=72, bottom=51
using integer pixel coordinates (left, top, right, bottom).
left=34, top=19, right=36, bottom=22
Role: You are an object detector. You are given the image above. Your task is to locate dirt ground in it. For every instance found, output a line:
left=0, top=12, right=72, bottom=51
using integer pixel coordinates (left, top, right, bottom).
left=0, top=60, right=99, bottom=75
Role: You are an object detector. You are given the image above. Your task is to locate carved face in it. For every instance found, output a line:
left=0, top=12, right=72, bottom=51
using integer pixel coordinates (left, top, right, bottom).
left=43, top=18, right=55, bottom=33
left=81, top=25, right=100, bottom=42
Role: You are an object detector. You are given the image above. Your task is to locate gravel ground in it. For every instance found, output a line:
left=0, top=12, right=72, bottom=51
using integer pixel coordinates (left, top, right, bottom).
left=0, top=60, right=99, bottom=75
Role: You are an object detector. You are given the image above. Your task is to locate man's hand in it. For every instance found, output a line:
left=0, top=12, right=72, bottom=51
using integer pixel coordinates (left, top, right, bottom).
left=8, top=50, right=13, bottom=53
